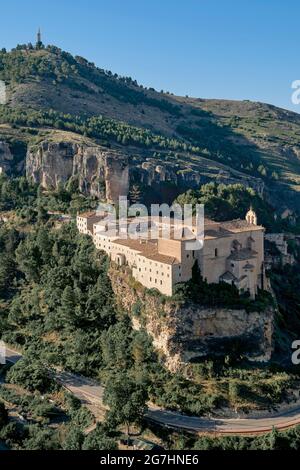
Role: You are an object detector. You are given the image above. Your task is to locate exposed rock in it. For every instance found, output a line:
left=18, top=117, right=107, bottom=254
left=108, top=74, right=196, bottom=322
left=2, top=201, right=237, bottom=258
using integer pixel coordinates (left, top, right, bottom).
left=0, top=141, right=13, bottom=175
left=26, top=140, right=129, bottom=202
left=132, top=158, right=265, bottom=198
left=3, top=133, right=265, bottom=205
left=110, top=267, right=274, bottom=372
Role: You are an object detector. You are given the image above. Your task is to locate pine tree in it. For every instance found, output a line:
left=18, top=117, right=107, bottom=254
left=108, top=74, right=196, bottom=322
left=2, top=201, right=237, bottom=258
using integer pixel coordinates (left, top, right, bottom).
left=129, top=185, right=142, bottom=204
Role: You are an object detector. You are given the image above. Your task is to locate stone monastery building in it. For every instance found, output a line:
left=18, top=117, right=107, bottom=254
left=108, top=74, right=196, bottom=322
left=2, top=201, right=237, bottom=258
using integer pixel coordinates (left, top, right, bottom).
left=77, top=208, right=264, bottom=298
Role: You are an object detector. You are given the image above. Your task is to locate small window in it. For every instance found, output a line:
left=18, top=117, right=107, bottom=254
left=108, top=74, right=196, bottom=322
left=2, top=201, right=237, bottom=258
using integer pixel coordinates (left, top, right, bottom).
left=215, top=248, right=218, bottom=257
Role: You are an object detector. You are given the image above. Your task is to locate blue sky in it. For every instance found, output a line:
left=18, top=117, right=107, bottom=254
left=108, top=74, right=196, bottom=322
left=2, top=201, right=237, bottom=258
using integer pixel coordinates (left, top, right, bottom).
left=0, top=0, right=299, bottom=112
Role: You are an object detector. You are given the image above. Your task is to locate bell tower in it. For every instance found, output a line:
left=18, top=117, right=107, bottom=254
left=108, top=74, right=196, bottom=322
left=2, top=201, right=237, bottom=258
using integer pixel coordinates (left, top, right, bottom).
left=245, top=207, right=257, bottom=226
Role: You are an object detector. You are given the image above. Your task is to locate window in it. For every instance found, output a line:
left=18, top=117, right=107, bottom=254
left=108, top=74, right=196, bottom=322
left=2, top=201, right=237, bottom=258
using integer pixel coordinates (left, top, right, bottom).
left=215, top=248, right=218, bottom=257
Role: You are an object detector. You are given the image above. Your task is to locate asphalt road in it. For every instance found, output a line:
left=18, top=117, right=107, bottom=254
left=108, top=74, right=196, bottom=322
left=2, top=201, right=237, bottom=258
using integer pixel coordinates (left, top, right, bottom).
left=4, top=346, right=300, bottom=435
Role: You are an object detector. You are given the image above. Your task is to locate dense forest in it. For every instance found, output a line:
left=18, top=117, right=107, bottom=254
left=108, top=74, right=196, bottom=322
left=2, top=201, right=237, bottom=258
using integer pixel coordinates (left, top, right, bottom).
left=1, top=176, right=300, bottom=449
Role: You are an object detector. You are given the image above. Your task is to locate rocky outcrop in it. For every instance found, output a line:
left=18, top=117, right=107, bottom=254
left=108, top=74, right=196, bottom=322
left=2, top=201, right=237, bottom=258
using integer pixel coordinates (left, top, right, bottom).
left=110, top=267, right=274, bottom=372
left=133, top=157, right=265, bottom=197
left=26, top=141, right=129, bottom=203
left=0, top=141, right=13, bottom=175
left=3, top=133, right=265, bottom=205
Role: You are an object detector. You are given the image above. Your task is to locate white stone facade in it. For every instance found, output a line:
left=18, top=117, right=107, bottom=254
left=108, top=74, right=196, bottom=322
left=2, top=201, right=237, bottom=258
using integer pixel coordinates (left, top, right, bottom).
left=77, top=209, right=265, bottom=298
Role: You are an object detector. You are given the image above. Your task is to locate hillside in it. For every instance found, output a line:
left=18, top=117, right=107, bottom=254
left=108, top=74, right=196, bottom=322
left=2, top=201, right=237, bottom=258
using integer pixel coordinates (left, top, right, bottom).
left=1, top=44, right=300, bottom=210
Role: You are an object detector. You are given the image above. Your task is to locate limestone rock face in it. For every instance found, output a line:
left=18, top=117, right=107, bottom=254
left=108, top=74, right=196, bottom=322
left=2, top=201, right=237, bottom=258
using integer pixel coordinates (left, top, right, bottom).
left=109, top=268, right=274, bottom=372
left=26, top=141, right=129, bottom=202
left=0, top=141, right=13, bottom=175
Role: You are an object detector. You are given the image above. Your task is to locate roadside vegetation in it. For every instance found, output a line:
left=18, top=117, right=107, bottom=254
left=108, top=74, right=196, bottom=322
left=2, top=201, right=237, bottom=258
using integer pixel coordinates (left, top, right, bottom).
left=1, top=178, right=300, bottom=449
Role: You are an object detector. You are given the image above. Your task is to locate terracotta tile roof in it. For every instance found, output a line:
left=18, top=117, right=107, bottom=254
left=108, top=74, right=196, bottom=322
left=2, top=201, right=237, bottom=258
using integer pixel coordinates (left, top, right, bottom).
left=78, top=211, right=97, bottom=218
left=220, top=219, right=264, bottom=232
left=113, top=238, right=179, bottom=265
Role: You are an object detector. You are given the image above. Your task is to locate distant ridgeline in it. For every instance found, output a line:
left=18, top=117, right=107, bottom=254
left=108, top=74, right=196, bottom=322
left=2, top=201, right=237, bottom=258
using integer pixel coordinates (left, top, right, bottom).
left=1, top=42, right=300, bottom=212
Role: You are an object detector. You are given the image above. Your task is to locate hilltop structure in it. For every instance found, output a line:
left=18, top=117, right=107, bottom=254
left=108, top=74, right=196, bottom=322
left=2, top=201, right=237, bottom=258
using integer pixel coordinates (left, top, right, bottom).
left=36, top=28, right=43, bottom=49
left=77, top=209, right=265, bottom=298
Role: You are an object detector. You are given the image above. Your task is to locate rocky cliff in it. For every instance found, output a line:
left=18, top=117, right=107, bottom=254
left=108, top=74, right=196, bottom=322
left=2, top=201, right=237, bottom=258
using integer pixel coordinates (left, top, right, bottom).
left=0, top=141, right=13, bottom=175
left=109, top=267, right=274, bottom=372
left=0, top=131, right=265, bottom=205
left=26, top=140, right=129, bottom=203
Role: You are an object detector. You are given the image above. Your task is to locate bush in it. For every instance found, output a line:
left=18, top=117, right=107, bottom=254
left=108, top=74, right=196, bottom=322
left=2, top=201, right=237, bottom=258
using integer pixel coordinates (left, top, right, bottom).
left=0, top=402, right=8, bottom=427
left=6, top=358, right=54, bottom=394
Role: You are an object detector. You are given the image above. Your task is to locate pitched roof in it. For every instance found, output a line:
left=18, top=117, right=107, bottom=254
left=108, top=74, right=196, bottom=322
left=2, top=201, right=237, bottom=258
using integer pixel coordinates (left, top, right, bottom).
left=220, top=271, right=237, bottom=282
left=228, top=248, right=258, bottom=261
left=113, top=238, right=179, bottom=265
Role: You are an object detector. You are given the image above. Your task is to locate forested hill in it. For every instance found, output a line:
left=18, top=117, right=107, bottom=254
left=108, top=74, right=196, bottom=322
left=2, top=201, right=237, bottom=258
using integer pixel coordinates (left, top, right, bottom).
left=1, top=44, right=300, bottom=210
